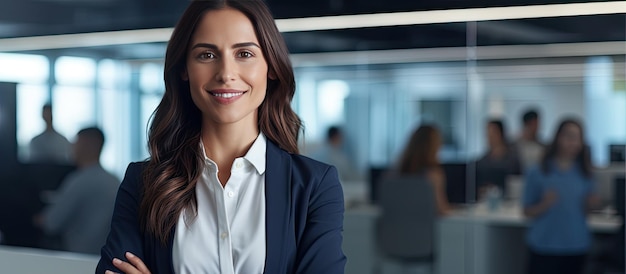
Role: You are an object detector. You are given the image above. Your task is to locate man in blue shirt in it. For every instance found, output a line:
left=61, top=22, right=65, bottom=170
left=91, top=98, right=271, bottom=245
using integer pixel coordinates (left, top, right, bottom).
left=35, top=127, right=119, bottom=254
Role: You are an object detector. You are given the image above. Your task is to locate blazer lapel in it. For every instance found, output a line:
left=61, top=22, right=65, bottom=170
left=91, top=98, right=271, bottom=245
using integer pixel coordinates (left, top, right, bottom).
left=263, top=141, right=292, bottom=274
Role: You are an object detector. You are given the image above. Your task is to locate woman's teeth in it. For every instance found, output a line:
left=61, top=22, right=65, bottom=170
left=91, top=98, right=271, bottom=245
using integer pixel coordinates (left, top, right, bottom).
left=211, top=92, right=244, bottom=98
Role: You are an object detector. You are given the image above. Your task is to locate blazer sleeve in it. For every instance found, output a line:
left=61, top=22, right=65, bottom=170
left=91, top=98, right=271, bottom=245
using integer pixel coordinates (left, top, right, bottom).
left=96, top=162, right=146, bottom=274
left=296, top=166, right=347, bottom=274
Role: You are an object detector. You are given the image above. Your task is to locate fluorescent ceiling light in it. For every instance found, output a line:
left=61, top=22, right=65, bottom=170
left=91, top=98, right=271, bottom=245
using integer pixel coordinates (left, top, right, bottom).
left=0, top=1, right=624, bottom=51
left=276, top=1, right=626, bottom=32
left=0, top=28, right=172, bottom=52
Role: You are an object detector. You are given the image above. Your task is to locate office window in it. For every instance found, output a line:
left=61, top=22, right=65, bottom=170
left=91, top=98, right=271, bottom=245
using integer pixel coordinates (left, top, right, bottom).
left=98, top=59, right=131, bottom=90
left=317, top=80, right=350, bottom=131
left=139, top=63, right=165, bottom=94
left=52, top=86, right=96, bottom=140
left=16, top=84, right=49, bottom=160
left=140, top=95, right=162, bottom=159
left=139, top=62, right=165, bottom=162
left=0, top=53, right=51, bottom=161
left=0, top=53, right=49, bottom=83
left=98, top=59, right=133, bottom=179
left=55, top=56, right=96, bottom=86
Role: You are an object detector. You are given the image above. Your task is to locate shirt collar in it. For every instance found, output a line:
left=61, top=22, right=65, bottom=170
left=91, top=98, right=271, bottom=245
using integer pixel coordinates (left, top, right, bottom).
left=199, top=132, right=266, bottom=175
left=244, top=132, right=266, bottom=175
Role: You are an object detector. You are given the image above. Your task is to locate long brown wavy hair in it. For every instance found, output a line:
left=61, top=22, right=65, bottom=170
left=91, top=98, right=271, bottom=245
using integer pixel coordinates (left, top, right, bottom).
left=397, top=125, right=441, bottom=174
left=141, top=0, right=303, bottom=244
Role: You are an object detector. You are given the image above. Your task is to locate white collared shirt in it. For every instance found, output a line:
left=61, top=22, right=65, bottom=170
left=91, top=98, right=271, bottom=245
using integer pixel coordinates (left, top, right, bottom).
left=172, top=134, right=267, bottom=274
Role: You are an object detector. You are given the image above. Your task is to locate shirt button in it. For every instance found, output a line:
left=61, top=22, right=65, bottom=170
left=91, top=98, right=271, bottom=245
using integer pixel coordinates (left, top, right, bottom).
left=221, top=232, right=228, bottom=239
left=227, top=191, right=234, bottom=198
left=235, top=162, right=243, bottom=168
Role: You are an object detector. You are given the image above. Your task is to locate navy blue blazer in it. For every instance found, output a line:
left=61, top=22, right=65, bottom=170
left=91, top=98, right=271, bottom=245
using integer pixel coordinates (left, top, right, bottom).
left=96, top=140, right=346, bottom=273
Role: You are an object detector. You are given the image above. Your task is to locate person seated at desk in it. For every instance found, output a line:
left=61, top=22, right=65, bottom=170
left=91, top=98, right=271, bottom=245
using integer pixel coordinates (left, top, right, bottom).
left=34, top=127, right=119, bottom=254
left=476, top=119, right=520, bottom=199
left=389, top=124, right=451, bottom=215
left=522, top=118, right=601, bottom=274
left=309, top=125, right=361, bottom=182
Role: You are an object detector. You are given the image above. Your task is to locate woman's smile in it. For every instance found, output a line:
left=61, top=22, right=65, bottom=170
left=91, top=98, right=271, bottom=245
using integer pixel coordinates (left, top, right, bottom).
left=208, top=89, right=247, bottom=104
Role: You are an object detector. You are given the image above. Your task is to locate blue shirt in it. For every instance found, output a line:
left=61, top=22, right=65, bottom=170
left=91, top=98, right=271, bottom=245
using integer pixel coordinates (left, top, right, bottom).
left=42, top=164, right=120, bottom=254
left=522, top=162, right=594, bottom=254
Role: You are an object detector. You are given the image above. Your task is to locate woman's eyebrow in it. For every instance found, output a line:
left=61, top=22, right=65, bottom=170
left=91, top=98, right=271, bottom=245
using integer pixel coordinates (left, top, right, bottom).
left=232, top=42, right=261, bottom=49
left=191, top=42, right=260, bottom=50
left=191, top=43, right=218, bottom=50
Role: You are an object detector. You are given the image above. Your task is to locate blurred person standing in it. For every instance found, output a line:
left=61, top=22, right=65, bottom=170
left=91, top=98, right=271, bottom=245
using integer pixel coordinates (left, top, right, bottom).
left=35, top=127, right=119, bottom=254
left=310, top=126, right=361, bottom=182
left=514, top=109, right=546, bottom=172
left=389, top=124, right=451, bottom=215
left=522, top=118, right=600, bottom=274
left=476, top=119, right=521, bottom=197
left=29, top=103, right=72, bottom=163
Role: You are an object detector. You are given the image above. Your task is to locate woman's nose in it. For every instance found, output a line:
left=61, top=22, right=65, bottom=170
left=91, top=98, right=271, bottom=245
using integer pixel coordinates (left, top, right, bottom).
left=215, top=57, right=237, bottom=83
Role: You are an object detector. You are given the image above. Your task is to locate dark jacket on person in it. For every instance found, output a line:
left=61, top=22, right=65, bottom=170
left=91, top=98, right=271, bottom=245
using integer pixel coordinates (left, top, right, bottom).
left=96, top=140, right=346, bottom=274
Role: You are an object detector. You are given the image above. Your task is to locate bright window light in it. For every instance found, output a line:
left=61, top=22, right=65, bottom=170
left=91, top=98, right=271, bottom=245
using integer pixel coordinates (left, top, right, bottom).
left=55, top=56, right=96, bottom=86
left=140, top=95, right=162, bottom=159
left=317, top=80, right=350, bottom=126
left=16, top=84, right=49, bottom=160
left=0, top=53, right=49, bottom=83
left=139, top=63, right=165, bottom=94
left=52, top=85, right=96, bottom=139
left=98, top=59, right=131, bottom=90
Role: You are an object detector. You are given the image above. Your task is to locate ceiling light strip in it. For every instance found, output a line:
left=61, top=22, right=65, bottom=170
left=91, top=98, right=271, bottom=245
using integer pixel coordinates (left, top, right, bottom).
left=276, top=1, right=626, bottom=32
left=0, top=28, right=173, bottom=52
left=0, top=1, right=624, bottom=51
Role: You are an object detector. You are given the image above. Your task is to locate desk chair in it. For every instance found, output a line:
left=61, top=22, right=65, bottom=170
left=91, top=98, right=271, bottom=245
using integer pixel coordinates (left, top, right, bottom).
left=376, top=175, right=437, bottom=274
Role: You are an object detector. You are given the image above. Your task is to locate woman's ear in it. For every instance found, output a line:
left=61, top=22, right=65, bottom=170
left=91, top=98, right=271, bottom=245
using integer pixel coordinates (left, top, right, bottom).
left=268, top=69, right=277, bottom=80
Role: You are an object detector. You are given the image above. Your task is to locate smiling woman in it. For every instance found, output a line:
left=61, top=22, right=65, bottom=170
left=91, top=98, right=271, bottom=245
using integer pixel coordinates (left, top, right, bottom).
left=95, top=0, right=346, bottom=274
left=184, top=8, right=269, bottom=128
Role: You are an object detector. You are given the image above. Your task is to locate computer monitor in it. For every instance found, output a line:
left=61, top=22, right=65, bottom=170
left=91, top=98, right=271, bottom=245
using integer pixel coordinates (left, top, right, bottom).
left=368, top=166, right=388, bottom=204
left=475, top=165, right=509, bottom=196
left=442, top=162, right=471, bottom=204
left=610, top=144, right=626, bottom=163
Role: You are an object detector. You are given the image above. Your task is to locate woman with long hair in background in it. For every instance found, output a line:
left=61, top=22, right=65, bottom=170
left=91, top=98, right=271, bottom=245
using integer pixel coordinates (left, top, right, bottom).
left=522, top=118, right=600, bottom=274
left=394, top=124, right=451, bottom=215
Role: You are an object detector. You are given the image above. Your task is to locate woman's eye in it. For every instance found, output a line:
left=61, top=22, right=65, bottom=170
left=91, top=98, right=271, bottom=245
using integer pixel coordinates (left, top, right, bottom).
left=198, top=52, right=215, bottom=60
left=238, top=51, right=253, bottom=58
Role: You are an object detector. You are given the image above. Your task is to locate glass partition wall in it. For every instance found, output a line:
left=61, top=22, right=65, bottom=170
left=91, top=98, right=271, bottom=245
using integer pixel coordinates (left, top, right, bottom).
left=290, top=13, right=625, bottom=274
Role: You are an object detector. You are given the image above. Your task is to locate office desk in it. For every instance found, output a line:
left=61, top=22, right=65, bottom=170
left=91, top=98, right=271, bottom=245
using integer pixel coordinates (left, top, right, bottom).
left=343, top=205, right=380, bottom=274
left=0, top=245, right=98, bottom=273
left=437, top=202, right=622, bottom=274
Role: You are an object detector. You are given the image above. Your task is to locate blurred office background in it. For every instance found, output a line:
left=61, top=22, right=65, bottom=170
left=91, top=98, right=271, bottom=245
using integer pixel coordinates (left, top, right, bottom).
left=0, top=0, right=624, bottom=273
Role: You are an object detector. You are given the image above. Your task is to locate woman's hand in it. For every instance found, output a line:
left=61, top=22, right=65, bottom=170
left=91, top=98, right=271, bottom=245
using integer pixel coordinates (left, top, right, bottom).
left=541, top=190, right=558, bottom=207
left=585, top=194, right=602, bottom=211
left=523, top=189, right=558, bottom=218
left=105, top=252, right=151, bottom=274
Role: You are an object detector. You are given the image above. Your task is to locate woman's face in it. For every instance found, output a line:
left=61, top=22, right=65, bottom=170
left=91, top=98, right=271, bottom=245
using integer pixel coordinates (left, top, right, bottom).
left=432, top=130, right=442, bottom=150
left=487, top=123, right=501, bottom=146
left=557, top=123, right=583, bottom=159
left=185, top=8, right=268, bottom=128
